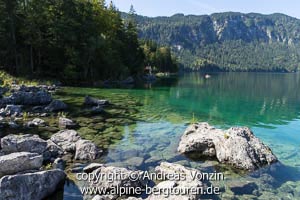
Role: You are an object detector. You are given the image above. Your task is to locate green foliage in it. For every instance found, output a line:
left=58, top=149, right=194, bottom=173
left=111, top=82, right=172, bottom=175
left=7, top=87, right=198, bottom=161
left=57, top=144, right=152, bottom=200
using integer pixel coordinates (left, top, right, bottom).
left=141, top=40, right=178, bottom=73
left=0, top=0, right=159, bottom=83
left=131, top=12, right=300, bottom=72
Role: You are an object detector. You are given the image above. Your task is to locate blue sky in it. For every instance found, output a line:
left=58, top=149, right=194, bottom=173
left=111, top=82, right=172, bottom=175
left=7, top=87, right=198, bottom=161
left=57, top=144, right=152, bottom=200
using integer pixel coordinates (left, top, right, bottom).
left=111, top=0, right=300, bottom=19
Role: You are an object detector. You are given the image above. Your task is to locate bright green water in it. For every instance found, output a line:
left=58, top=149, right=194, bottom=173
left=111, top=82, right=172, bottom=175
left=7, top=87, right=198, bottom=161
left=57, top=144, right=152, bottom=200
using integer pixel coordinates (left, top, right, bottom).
left=58, top=72, right=300, bottom=199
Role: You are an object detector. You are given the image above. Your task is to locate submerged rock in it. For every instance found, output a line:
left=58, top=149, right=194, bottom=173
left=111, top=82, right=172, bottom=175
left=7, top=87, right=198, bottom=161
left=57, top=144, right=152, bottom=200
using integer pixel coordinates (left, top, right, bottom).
left=0, top=169, right=65, bottom=200
left=45, top=100, right=68, bottom=112
left=178, top=123, right=278, bottom=170
left=0, top=152, right=43, bottom=177
left=75, top=139, right=101, bottom=160
left=1, top=134, right=47, bottom=155
left=84, top=96, right=109, bottom=106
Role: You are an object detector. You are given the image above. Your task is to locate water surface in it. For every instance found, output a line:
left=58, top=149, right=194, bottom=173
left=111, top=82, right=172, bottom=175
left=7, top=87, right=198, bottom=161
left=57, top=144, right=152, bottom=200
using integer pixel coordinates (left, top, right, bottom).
left=57, top=72, right=300, bottom=199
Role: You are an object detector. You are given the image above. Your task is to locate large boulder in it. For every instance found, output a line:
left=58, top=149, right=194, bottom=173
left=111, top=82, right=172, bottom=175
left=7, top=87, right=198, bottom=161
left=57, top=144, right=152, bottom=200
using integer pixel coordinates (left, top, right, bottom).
left=178, top=123, right=278, bottom=170
left=58, top=117, right=77, bottom=129
left=75, top=139, right=101, bottom=160
left=50, top=130, right=81, bottom=152
left=84, top=96, right=109, bottom=106
left=1, top=134, right=47, bottom=155
left=45, top=100, right=67, bottom=112
left=0, top=169, right=66, bottom=200
left=0, top=152, right=43, bottom=177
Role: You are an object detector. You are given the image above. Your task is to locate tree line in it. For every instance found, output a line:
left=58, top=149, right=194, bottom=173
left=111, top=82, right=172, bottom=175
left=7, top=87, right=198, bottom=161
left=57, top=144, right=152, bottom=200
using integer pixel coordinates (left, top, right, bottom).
left=0, top=0, right=178, bottom=84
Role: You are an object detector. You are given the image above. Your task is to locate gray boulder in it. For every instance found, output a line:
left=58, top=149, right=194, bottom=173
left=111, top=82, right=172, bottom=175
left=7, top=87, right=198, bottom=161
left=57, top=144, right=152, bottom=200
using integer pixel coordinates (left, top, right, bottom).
left=50, top=130, right=81, bottom=152
left=0, top=152, right=43, bottom=177
left=58, top=117, right=76, bottom=129
left=178, top=123, right=278, bottom=170
left=75, top=140, right=101, bottom=160
left=0, top=169, right=65, bottom=200
left=1, top=134, right=47, bottom=155
left=45, top=100, right=67, bottom=112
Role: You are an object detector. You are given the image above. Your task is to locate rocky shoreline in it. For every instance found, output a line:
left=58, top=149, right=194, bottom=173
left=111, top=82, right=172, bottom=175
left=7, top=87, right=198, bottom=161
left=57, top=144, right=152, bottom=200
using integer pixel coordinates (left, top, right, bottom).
left=0, top=84, right=282, bottom=199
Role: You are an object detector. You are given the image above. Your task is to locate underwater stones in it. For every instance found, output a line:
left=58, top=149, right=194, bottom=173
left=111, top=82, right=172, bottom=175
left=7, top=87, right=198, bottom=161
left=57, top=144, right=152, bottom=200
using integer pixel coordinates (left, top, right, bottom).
left=1, top=134, right=48, bottom=155
left=124, top=157, right=144, bottom=167
left=229, top=181, right=259, bottom=195
left=75, top=139, right=101, bottom=160
left=178, top=123, right=278, bottom=170
left=0, top=169, right=65, bottom=200
left=0, top=152, right=43, bottom=177
left=45, top=100, right=68, bottom=112
left=84, top=96, right=109, bottom=106
left=58, top=117, right=77, bottom=129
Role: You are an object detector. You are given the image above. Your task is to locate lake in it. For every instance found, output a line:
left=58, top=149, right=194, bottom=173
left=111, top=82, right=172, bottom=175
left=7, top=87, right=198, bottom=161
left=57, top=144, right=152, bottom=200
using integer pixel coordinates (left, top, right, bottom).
left=56, top=72, right=300, bottom=199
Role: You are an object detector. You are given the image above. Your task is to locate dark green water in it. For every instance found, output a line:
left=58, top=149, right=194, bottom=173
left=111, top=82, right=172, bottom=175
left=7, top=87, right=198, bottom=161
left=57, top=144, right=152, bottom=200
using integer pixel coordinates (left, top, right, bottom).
left=58, top=72, right=300, bottom=199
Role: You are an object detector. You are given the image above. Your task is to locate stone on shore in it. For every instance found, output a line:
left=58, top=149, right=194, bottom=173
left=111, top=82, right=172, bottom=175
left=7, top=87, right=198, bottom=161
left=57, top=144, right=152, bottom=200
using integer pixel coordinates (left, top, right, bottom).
left=1, top=134, right=47, bottom=155
left=0, top=152, right=43, bottom=177
left=177, top=122, right=278, bottom=170
left=0, top=169, right=66, bottom=200
left=45, top=100, right=68, bottom=112
left=75, top=140, right=101, bottom=160
left=50, top=130, right=81, bottom=152
left=59, top=117, right=77, bottom=129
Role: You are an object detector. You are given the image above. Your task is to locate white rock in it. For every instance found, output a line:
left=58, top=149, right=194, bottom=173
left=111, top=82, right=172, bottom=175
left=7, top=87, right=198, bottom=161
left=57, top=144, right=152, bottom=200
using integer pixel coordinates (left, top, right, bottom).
left=178, top=123, right=278, bottom=170
left=0, top=152, right=43, bottom=177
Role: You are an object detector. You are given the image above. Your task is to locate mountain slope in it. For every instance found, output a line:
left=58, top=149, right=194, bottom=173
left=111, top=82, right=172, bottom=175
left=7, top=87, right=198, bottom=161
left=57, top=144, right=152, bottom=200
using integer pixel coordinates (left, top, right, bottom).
left=130, top=12, right=300, bottom=72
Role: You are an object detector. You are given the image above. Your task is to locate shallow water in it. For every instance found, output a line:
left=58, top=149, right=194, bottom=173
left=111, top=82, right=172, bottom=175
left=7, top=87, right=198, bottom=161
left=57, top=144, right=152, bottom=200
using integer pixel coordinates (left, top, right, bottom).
left=55, top=72, right=300, bottom=199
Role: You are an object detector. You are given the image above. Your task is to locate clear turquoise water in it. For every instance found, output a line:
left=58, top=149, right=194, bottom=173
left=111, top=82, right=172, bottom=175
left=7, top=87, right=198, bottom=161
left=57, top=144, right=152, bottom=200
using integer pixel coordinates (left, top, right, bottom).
left=60, top=72, right=300, bottom=199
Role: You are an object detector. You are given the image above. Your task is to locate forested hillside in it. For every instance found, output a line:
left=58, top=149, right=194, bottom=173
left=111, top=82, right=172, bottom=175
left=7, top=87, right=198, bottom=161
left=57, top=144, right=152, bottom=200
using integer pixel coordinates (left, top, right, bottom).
left=0, top=1, right=177, bottom=83
left=132, top=12, right=300, bottom=72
